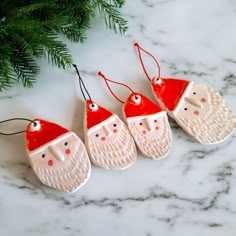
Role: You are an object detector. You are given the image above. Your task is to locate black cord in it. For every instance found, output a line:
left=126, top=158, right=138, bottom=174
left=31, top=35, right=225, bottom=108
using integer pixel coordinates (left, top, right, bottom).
left=73, top=64, right=93, bottom=103
left=0, top=118, right=37, bottom=135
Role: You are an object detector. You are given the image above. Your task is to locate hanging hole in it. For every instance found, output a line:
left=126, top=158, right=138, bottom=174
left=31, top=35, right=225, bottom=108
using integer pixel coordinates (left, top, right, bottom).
left=131, top=94, right=141, bottom=104
left=88, top=103, right=98, bottom=111
left=152, top=77, right=162, bottom=85
left=30, top=120, right=41, bottom=131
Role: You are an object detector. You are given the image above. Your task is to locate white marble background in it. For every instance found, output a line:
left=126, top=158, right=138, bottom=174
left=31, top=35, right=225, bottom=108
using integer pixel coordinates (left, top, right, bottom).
left=0, top=0, right=236, bottom=235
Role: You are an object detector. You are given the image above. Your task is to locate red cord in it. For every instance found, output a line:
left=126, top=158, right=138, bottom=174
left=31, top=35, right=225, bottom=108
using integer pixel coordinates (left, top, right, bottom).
left=134, top=42, right=161, bottom=82
left=97, top=71, right=135, bottom=104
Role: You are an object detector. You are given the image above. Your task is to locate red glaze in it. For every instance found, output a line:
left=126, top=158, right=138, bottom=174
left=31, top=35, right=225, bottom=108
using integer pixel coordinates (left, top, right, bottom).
left=65, top=149, right=71, bottom=154
left=26, top=119, right=69, bottom=152
left=48, top=160, right=53, bottom=166
left=86, top=100, right=113, bottom=129
left=152, top=78, right=189, bottom=111
left=124, top=93, right=162, bottom=118
left=201, top=98, right=206, bottom=103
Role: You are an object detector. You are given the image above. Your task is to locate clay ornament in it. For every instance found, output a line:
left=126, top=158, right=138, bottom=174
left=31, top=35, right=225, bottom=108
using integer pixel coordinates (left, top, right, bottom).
left=84, top=100, right=137, bottom=169
left=98, top=71, right=172, bottom=160
left=26, top=119, right=91, bottom=192
left=134, top=43, right=236, bottom=144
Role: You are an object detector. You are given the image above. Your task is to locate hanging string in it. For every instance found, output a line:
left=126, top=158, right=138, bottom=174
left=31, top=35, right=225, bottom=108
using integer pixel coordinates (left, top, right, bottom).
left=98, top=71, right=135, bottom=104
left=134, top=42, right=161, bottom=82
left=0, top=118, right=37, bottom=136
left=73, top=64, right=93, bottom=103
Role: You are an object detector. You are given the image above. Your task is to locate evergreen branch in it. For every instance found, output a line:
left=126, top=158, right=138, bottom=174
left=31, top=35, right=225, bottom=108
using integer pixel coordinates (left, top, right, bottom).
left=16, top=1, right=55, bottom=16
left=0, top=0, right=127, bottom=91
left=94, top=0, right=128, bottom=34
left=0, top=58, right=16, bottom=91
left=11, top=49, right=39, bottom=87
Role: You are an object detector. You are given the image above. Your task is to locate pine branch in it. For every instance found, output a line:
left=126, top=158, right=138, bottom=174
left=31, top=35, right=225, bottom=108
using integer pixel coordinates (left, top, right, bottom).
left=42, top=32, right=73, bottom=68
left=11, top=48, right=40, bottom=88
left=0, top=58, right=16, bottom=91
left=94, top=0, right=128, bottom=34
left=0, top=0, right=128, bottom=91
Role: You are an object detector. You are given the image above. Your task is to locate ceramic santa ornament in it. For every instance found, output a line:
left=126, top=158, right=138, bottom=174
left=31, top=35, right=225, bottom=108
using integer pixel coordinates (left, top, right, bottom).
left=26, top=119, right=91, bottom=192
left=123, top=92, right=172, bottom=159
left=97, top=72, right=172, bottom=160
left=84, top=100, right=137, bottom=169
left=134, top=43, right=236, bottom=144
left=151, top=78, right=236, bottom=144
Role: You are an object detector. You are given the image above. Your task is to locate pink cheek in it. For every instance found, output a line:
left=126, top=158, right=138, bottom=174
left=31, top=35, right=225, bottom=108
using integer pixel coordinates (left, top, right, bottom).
left=101, top=137, right=106, bottom=141
left=142, top=130, right=147, bottom=135
left=113, top=129, right=117, bottom=133
left=65, top=149, right=71, bottom=154
left=201, top=98, right=206, bottom=103
left=48, top=160, right=53, bottom=166
left=194, top=110, right=200, bottom=116
left=155, top=126, right=159, bottom=130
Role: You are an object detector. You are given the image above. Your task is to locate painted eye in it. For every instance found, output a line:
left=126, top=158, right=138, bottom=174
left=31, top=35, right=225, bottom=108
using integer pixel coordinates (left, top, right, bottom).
left=154, top=120, right=157, bottom=123
left=193, top=92, right=196, bottom=95
left=184, top=108, right=188, bottom=111
left=113, top=124, right=117, bottom=127
left=42, top=154, right=46, bottom=158
left=95, top=134, right=99, bottom=137
left=139, top=122, right=143, bottom=125
left=64, top=142, right=68, bottom=146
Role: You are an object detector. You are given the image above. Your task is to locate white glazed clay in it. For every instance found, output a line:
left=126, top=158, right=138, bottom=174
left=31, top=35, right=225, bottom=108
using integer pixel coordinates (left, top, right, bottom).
left=123, top=93, right=172, bottom=160
left=84, top=100, right=137, bottom=170
left=26, top=119, right=91, bottom=192
left=152, top=78, right=236, bottom=144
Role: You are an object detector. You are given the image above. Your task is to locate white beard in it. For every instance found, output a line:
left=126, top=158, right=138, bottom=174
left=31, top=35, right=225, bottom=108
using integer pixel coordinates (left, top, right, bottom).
left=87, top=123, right=137, bottom=170
left=127, top=113, right=172, bottom=160
left=175, top=87, right=236, bottom=144
left=32, top=140, right=91, bottom=192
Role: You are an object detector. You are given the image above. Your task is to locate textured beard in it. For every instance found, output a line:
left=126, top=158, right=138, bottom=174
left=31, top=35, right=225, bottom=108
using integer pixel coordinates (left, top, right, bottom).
left=87, top=124, right=136, bottom=169
left=175, top=87, right=236, bottom=144
left=32, top=141, right=91, bottom=192
left=128, top=113, right=172, bottom=160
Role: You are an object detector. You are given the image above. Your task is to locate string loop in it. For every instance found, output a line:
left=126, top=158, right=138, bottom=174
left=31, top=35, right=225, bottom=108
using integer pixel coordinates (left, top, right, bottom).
left=97, top=71, right=135, bottom=104
left=134, top=42, right=161, bottom=82
left=0, top=118, right=37, bottom=135
left=73, top=64, right=93, bottom=104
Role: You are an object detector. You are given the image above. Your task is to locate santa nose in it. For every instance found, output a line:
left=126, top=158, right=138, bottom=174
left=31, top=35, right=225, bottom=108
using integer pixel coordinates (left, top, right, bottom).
left=145, top=119, right=154, bottom=131
left=184, top=97, right=202, bottom=108
left=103, top=125, right=112, bottom=137
left=49, top=145, right=65, bottom=162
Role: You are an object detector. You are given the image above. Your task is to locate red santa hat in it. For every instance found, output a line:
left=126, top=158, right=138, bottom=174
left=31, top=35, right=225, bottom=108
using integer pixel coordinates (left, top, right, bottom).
left=86, top=100, right=113, bottom=129
left=26, top=119, right=69, bottom=152
left=124, top=93, right=162, bottom=118
left=152, top=78, right=189, bottom=111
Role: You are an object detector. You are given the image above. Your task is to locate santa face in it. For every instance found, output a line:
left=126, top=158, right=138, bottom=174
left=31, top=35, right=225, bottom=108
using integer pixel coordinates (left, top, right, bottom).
left=172, top=82, right=236, bottom=144
left=28, top=132, right=91, bottom=192
left=85, top=114, right=137, bottom=169
left=127, top=112, right=172, bottom=159
left=173, top=83, right=210, bottom=119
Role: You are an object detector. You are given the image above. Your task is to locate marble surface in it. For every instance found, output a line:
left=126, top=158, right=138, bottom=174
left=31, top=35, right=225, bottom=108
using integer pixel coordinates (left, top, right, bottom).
left=0, top=0, right=236, bottom=235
